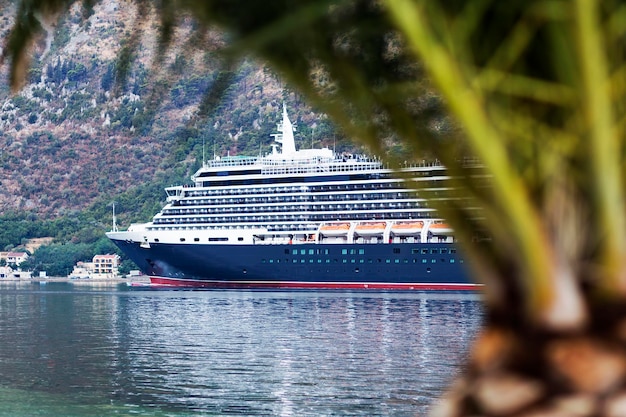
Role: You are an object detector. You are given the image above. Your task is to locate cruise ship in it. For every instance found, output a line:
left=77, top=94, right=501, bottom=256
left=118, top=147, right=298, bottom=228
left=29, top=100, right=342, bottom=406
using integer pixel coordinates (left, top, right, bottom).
left=107, top=105, right=479, bottom=290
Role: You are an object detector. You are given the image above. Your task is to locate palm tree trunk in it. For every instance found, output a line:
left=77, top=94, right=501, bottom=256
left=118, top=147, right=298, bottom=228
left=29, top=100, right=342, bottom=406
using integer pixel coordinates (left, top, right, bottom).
left=433, top=295, right=626, bottom=417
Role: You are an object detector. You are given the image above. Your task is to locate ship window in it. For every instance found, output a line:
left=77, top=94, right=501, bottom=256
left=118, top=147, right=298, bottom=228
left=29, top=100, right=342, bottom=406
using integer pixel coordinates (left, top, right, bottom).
left=180, top=238, right=186, bottom=242
left=308, top=249, right=314, bottom=255
left=154, top=239, right=160, bottom=242
left=300, top=249, right=306, bottom=255
left=238, top=237, right=244, bottom=241
left=432, top=259, right=437, bottom=263
left=422, top=259, right=427, bottom=263
left=412, top=249, right=419, bottom=254
left=450, top=259, right=455, bottom=263
left=292, top=249, right=298, bottom=255
left=393, top=248, right=401, bottom=254
left=422, top=249, right=429, bottom=254
left=341, top=249, right=348, bottom=255
left=386, top=259, right=391, bottom=263
left=194, top=238, right=200, bottom=242
left=431, top=249, right=438, bottom=254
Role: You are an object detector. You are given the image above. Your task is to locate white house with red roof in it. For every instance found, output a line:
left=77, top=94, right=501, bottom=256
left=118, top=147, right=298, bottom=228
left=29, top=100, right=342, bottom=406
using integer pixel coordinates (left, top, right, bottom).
left=0, top=251, right=29, bottom=266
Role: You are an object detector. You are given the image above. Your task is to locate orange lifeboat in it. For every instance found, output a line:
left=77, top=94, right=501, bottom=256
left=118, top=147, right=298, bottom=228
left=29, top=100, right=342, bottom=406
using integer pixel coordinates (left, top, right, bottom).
left=319, top=222, right=351, bottom=236
left=428, top=222, right=453, bottom=234
left=390, top=221, right=423, bottom=236
left=355, top=222, right=386, bottom=236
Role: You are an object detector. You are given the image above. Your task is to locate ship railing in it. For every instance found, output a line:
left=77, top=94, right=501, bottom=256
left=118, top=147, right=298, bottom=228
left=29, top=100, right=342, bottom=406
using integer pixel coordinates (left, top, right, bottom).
left=197, top=154, right=455, bottom=175
left=203, top=156, right=260, bottom=168
left=261, top=159, right=381, bottom=175
left=199, top=155, right=474, bottom=171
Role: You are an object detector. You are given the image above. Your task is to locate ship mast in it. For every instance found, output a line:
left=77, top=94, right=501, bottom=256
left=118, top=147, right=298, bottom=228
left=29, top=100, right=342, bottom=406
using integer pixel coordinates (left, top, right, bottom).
left=111, top=202, right=118, bottom=232
left=271, top=103, right=296, bottom=155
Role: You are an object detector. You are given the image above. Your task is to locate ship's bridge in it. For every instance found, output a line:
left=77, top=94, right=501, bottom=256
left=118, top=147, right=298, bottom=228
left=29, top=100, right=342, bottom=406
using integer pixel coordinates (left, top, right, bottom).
left=165, top=186, right=184, bottom=202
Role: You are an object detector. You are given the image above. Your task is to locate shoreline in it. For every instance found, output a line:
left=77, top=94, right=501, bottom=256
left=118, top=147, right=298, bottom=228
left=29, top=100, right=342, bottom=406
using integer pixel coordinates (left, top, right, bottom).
left=0, top=276, right=150, bottom=284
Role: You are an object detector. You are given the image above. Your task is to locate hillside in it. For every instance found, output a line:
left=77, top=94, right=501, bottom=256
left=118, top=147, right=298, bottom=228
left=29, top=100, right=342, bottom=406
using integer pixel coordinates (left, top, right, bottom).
left=0, top=1, right=353, bottom=226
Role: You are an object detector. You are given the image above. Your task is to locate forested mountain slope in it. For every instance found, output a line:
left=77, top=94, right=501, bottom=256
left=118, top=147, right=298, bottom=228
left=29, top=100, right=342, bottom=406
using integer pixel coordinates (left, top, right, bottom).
left=0, top=0, right=348, bottom=226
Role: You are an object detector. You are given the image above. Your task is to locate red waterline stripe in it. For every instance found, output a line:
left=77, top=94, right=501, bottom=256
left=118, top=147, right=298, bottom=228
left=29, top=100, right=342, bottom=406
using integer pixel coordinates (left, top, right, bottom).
left=148, top=276, right=482, bottom=291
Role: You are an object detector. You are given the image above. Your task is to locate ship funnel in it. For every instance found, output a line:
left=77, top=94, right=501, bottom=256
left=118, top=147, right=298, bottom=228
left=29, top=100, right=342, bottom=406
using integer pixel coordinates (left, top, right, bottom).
left=271, top=103, right=297, bottom=155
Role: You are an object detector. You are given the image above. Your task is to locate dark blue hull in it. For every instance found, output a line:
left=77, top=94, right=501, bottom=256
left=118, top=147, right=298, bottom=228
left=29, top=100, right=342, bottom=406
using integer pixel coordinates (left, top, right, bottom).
left=111, top=239, right=478, bottom=290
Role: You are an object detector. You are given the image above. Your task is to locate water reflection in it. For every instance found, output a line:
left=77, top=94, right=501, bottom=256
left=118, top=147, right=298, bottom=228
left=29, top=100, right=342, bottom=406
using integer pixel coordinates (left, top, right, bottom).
left=0, top=284, right=482, bottom=416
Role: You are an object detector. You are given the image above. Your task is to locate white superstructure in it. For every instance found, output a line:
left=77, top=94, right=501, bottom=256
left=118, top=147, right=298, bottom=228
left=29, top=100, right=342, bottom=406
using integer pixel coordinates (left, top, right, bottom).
left=110, top=105, right=462, bottom=247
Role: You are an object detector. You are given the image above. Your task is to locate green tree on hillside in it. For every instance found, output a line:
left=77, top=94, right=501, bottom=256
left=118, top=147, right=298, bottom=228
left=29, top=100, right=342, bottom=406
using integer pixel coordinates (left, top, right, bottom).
left=5, top=0, right=626, bottom=415
left=20, top=243, right=93, bottom=276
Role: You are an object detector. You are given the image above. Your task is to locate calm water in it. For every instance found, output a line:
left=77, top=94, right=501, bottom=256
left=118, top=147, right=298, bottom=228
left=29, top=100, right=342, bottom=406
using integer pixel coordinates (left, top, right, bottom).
left=0, top=283, right=482, bottom=416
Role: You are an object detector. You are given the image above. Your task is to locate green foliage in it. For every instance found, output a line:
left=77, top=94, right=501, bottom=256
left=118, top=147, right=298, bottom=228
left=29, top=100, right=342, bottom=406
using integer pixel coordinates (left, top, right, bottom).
left=46, top=58, right=89, bottom=84
left=111, top=97, right=145, bottom=130
left=31, top=87, right=53, bottom=101
left=10, top=95, right=39, bottom=113
left=21, top=242, right=93, bottom=276
left=66, top=62, right=87, bottom=82
left=0, top=209, right=141, bottom=275
left=0, top=213, right=48, bottom=250
left=27, top=66, right=42, bottom=84
left=100, top=61, right=116, bottom=91
left=118, top=259, right=134, bottom=276
left=170, top=74, right=212, bottom=108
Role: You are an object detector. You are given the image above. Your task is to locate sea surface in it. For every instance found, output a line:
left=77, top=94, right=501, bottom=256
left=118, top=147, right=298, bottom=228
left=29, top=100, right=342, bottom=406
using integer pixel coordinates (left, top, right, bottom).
left=0, top=282, right=482, bottom=417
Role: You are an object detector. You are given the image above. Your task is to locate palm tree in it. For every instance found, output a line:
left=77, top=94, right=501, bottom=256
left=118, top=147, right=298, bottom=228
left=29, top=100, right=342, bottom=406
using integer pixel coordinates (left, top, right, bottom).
left=5, top=0, right=626, bottom=415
